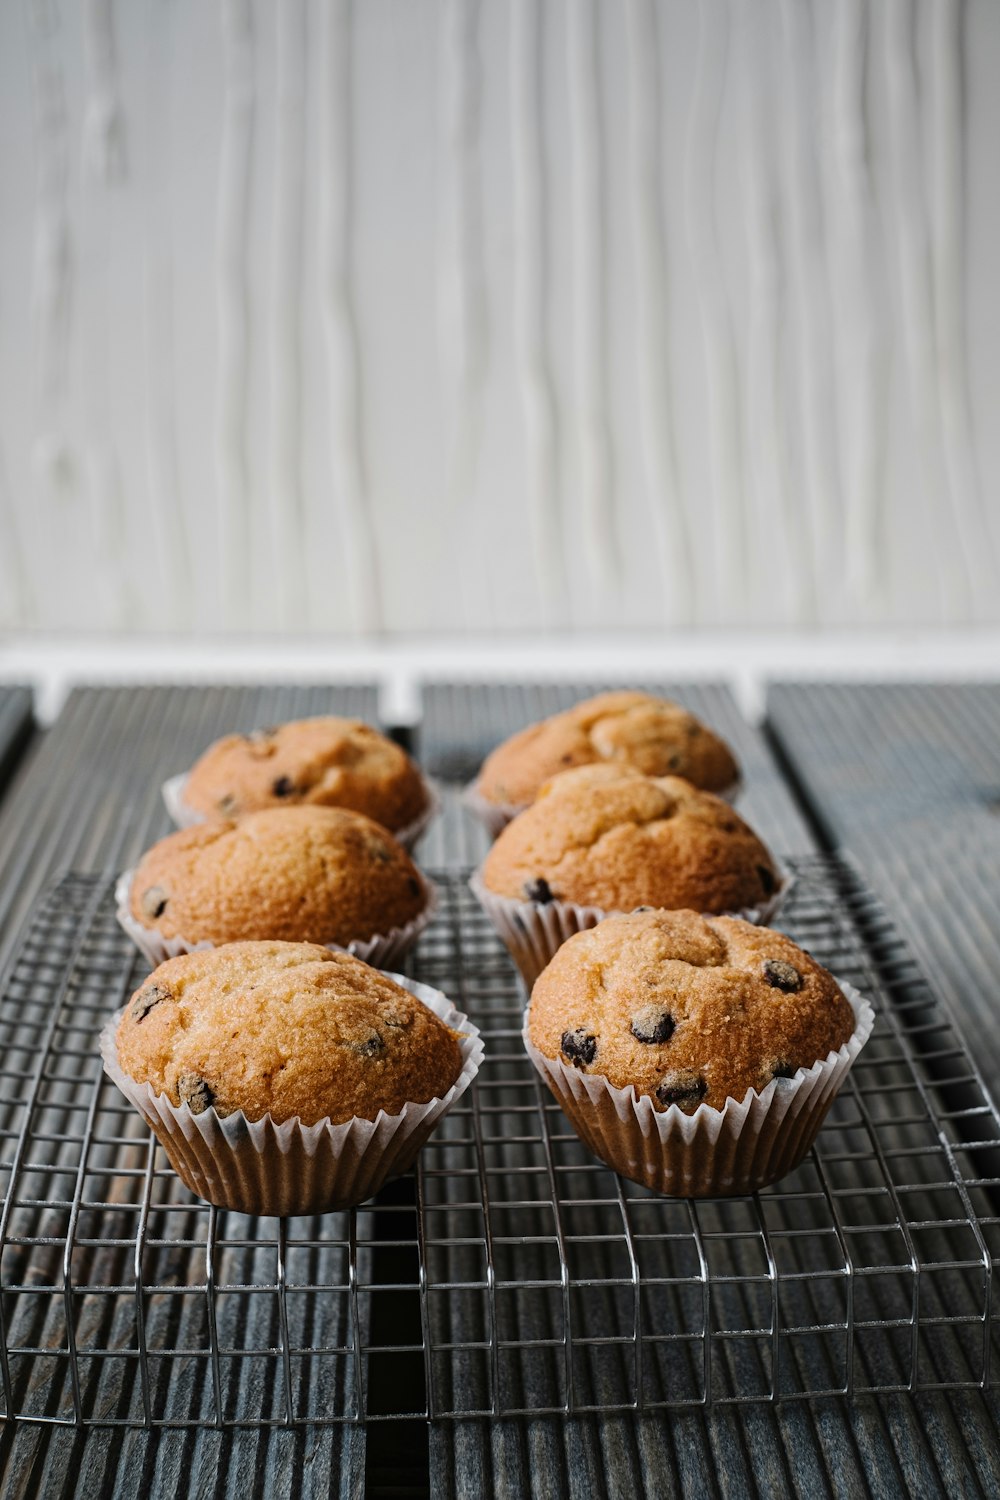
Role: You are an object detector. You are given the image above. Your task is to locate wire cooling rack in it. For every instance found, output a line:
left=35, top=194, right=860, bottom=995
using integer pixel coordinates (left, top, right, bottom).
left=0, top=858, right=997, bottom=1427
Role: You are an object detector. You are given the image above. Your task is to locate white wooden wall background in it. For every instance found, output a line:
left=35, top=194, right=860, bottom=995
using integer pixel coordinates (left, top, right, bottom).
left=0, top=0, right=997, bottom=637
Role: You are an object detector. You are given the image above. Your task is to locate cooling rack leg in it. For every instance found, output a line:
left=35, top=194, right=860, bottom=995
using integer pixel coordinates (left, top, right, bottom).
left=205, top=1207, right=223, bottom=1427
left=348, top=1208, right=364, bottom=1421
left=276, top=1218, right=294, bottom=1425
left=133, top=1138, right=156, bottom=1427
left=688, top=1201, right=712, bottom=1406
left=753, top=1194, right=781, bottom=1402
left=615, top=1177, right=643, bottom=1410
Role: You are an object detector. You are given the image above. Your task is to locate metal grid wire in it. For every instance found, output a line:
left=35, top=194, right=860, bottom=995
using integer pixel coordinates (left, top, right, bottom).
left=0, top=859, right=997, bottom=1428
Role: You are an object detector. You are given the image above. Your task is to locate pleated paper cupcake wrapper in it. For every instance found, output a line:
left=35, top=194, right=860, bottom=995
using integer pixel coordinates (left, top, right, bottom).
left=524, top=983, right=874, bottom=1198
left=100, top=976, right=484, bottom=1216
left=470, top=867, right=792, bottom=990
left=161, top=771, right=441, bottom=853
left=463, top=775, right=744, bottom=842
left=115, top=867, right=439, bottom=973
left=461, top=781, right=526, bottom=840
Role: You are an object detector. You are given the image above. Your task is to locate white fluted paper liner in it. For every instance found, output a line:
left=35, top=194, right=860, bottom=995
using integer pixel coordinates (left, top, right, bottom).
left=463, top=775, right=744, bottom=841
left=100, top=975, right=484, bottom=1216
left=161, top=770, right=441, bottom=853
left=470, top=867, right=792, bottom=990
left=461, top=781, right=526, bottom=840
left=115, top=867, right=438, bottom=972
left=161, top=772, right=201, bottom=828
left=524, top=983, right=874, bottom=1198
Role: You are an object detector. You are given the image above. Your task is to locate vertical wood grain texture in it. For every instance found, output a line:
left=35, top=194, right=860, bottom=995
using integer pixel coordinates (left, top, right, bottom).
left=0, top=440, right=26, bottom=628
left=270, top=0, right=307, bottom=629
left=882, top=0, right=990, bottom=619
left=81, top=0, right=128, bottom=630
left=27, top=0, right=75, bottom=565
left=831, top=0, right=887, bottom=615
left=624, top=0, right=695, bottom=623
left=82, top=0, right=126, bottom=183
left=738, top=3, right=808, bottom=625
left=216, top=0, right=255, bottom=627
left=566, top=0, right=617, bottom=592
left=439, top=0, right=489, bottom=627
left=779, top=0, right=843, bottom=608
left=683, top=0, right=743, bottom=619
left=320, top=0, right=381, bottom=634
left=0, top=0, right=996, bottom=635
left=143, top=0, right=190, bottom=627
left=927, top=0, right=998, bottom=612
left=511, top=0, right=565, bottom=620
left=884, top=0, right=951, bottom=616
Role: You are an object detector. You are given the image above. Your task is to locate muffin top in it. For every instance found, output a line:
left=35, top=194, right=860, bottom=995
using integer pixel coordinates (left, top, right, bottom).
left=477, top=691, right=739, bottom=807
left=129, top=806, right=427, bottom=946
left=528, top=909, right=855, bottom=1111
left=481, top=764, right=780, bottom=915
left=183, top=716, right=428, bottom=833
left=116, top=942, right=463, bottom=1125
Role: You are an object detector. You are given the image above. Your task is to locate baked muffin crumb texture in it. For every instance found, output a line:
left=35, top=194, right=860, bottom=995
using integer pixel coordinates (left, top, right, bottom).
left=184, top=716, right=428, bottom=833
left=528, top=909, right=854, bottom=1112
left=129, top=805, right=427, bottom=947
left=117, top=941, right=463, bottom=1126
left=482, top=763, right=779, bottom=916
left=478, top=690, right=739, bottom=806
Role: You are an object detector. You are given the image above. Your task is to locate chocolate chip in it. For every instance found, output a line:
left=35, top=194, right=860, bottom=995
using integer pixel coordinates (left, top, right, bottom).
left=177, top=1073, right=214, bottom=1114
left=770, top=1061, right=798, bottom=1080
left=132, top=983, right=171, bottom=1022
left=272, top=776, right=295, bottom=797
left=524, top=877, right=554, bottom=904
left=655, top=1072, right=707, bottom=1109
left=631, top=905, right=654, bottom=914
left=762, top=959, right=801, bottom=992
left=407, top=877, right=421, bottom=898
left=218, top=794, right=239, bottom=816
left=757, top=864, right=777, bottom=897
left=140, top=886, right=168, bottom=921
left=353, top=1035, right=386, bottom=1058
left=630, top=1007, right=675, bottom=1045
left=560, top=1029, right=597, bottom=1068
left=667, top=753, right=682, bottom=771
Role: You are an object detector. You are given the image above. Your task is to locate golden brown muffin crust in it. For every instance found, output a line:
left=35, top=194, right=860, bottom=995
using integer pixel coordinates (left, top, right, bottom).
left=130, top=806, right=426, bottom=946
left=528, top=910, right=855, bottom=1110
left=117, top=941, right=463, bottom=1125
left=477, top=691, right=739, bottom=806
left=481, top=764, right=779, bottom=914
left=184, top=716, right=428, bottom=832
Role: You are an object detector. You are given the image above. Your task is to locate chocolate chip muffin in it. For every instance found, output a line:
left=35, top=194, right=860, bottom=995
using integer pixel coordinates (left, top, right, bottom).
left=476, top=691, right=739, bottom=809
left=182, top=717, right=429, bottom=835
left=481, top=764, right=780, bottom=916
left=528, top=910, right=855, bottom=1112
left=128, top=806, right=427, bottom=948
left=524, top=909, right=871, bottom=1196
left=116, top=942, right=464, bottom=1125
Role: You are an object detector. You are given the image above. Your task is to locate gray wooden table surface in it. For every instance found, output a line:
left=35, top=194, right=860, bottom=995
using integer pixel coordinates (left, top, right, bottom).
left=767, top=681, right=1000, bottom=1096
left=0, top=679, right=997, bottom=1498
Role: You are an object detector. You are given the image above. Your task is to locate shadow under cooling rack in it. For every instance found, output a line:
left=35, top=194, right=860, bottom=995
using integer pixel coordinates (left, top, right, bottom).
left=0, top=860, right=997, bottom=1427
